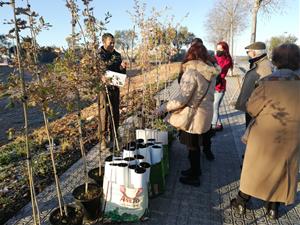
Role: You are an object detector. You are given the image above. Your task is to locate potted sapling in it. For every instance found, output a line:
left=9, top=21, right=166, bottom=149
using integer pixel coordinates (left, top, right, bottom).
left=21, top=1, right=84, bottom=224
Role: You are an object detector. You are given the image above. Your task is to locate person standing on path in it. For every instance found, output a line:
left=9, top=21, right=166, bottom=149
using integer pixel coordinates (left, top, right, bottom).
left=177, top=38, right=217, bottom=161
left=211, top=41, right=233, bottom=132
left=235, top=41, right=272, bottom=127
left=155, top=44, right=220, bottom=186
left=98, top=33, right=127, bottom=149
left=231, top=43, right=300, bottom=220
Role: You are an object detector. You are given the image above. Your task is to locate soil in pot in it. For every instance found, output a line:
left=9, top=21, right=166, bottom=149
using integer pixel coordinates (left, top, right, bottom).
left=49, top=205, right=83, bottom=225
left=139, top=162, right=151, bottom=169
left=72, top=183, right=102, bottom=221
left=88, top=167, right=104, bottom=186
left=124, top=157, right=135, bottom=162
left=147, top=138, right=156, bottom=143
left=105, top=155, right=113, bottom=162
left=136, top=138, right=144, bottom=144
left=137, top=143, right=146, bottom=148
left=134, top=154, right=144, bottom=160
left=135, top=166, right=146, bottom=174
left=118, top=162, right=128, bottom=167
left=146, top=143, right=154, bottom=147
left=128, top=164, right=138, bottom=170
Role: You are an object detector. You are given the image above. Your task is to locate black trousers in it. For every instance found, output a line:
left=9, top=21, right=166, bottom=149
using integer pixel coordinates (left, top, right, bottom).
left=107, top=86, right=120, bottom=136
left=180, top=129, right=213, bottom=177
left=187, top=148, right=201, bottom=177
left=202, top=129, right=213, bottom=149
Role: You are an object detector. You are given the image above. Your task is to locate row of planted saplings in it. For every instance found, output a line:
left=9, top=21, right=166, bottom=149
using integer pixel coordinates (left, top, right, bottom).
left=49, top=138, right=163, bottom=224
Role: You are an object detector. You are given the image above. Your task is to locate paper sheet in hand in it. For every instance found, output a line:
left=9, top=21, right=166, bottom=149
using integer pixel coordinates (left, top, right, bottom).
left=105, top=70, right=127, bottom=87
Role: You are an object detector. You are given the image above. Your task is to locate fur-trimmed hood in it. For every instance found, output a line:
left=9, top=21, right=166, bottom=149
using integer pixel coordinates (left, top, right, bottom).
left=183, top=60, right=221, bottom=82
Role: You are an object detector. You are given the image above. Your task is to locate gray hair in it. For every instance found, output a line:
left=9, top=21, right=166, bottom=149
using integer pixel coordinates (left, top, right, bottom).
left=253, top=49, right=267, bottom=57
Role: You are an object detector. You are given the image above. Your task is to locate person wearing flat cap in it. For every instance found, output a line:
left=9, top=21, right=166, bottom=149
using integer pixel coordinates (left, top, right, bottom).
left=235, top=41, right=273, bottom=127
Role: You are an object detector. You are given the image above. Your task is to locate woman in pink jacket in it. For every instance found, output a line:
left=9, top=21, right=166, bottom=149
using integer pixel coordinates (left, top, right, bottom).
left=211, top=41, right=233, bottom=131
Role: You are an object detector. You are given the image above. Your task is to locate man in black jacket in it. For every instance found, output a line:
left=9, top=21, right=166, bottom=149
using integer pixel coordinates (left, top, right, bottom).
left=99, top=33, right=126, bottom=149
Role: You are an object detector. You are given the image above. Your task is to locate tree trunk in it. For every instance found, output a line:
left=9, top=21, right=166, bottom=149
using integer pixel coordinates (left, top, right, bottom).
left=250, top=0, right=261, bottom=43
left=76, top=91, right=89, bottom=193
left=11, top=1, right=41, bottom=224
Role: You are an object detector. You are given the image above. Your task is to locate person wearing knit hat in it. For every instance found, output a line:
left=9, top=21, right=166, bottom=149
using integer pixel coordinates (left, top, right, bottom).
left=235, top=41, right=272, bottom=127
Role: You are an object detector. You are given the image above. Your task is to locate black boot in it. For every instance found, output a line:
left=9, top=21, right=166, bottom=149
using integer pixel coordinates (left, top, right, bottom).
left=181, top=151, right=202, bottom=176
left=230, top=191, right=250, bottom=215
left=202, top=130, right=215, bottom=161
left=190, top=148, right=201, bottom=176
left=181, top=151, right=192, bottom=176
left=179, top=148, right=201, bottom=186
left=181, top=168, right=202, bottom=176
left=265, top=202, right=279, bottom=220
left=203, top=145, right=215, bottom=161
left=181, top=168, right=192, bottom=176
left=179, top=176, right=200, bottom=186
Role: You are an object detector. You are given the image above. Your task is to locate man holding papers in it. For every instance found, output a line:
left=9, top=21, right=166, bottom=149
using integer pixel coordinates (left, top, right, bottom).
left=99, top=33, right=127, bottom=149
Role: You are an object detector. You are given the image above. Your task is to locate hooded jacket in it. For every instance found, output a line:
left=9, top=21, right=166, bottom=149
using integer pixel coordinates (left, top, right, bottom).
left=161, top=60, right=221, bottom=134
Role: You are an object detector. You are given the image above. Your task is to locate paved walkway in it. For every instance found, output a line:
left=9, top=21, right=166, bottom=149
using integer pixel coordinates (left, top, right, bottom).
left=6, top=77, right=300, bottom=225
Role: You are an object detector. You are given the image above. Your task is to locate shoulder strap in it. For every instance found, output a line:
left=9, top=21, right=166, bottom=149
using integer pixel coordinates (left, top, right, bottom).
left=194, top=80, right=211, bottom=108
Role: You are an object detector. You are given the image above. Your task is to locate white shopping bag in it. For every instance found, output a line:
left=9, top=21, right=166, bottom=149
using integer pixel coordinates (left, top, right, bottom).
left=103, top=178, right=148, bottom=222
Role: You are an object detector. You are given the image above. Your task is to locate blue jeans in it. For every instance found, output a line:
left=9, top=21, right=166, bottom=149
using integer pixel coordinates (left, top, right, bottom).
left=211, top=91, right=225, bottom=126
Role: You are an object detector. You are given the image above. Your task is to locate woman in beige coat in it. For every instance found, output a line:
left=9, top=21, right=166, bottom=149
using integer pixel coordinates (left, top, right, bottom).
left=231, top=44, right=300, bottom=219
left=155, top=43, right=220, bottom=186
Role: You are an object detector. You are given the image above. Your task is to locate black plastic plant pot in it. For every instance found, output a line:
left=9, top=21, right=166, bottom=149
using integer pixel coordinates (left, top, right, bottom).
left=88, top=167, right=104, bottom=186
left=72, top=183, right=102, bottom=221
left=49, top=205, right=83, bottom=225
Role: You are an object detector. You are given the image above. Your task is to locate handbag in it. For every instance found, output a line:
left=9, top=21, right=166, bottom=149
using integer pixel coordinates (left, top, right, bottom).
left=166, top=80, right=211, bottom=131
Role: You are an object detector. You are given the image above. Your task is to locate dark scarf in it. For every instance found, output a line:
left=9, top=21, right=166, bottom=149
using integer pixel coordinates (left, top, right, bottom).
left=100, top=46, right=114, bottom=61
left=249, top=53, right=267, bottom=69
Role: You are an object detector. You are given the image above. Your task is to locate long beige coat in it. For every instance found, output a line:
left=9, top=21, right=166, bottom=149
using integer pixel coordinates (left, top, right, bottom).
left=161, top=60, right=220, bottom=134
left=240, top=68, right=300, bottom=205
left=235, top=56, right=272, bottom=112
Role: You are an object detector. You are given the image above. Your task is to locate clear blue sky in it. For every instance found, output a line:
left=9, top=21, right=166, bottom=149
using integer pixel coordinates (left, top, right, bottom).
left=0, top=0, right=299, bottom=56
